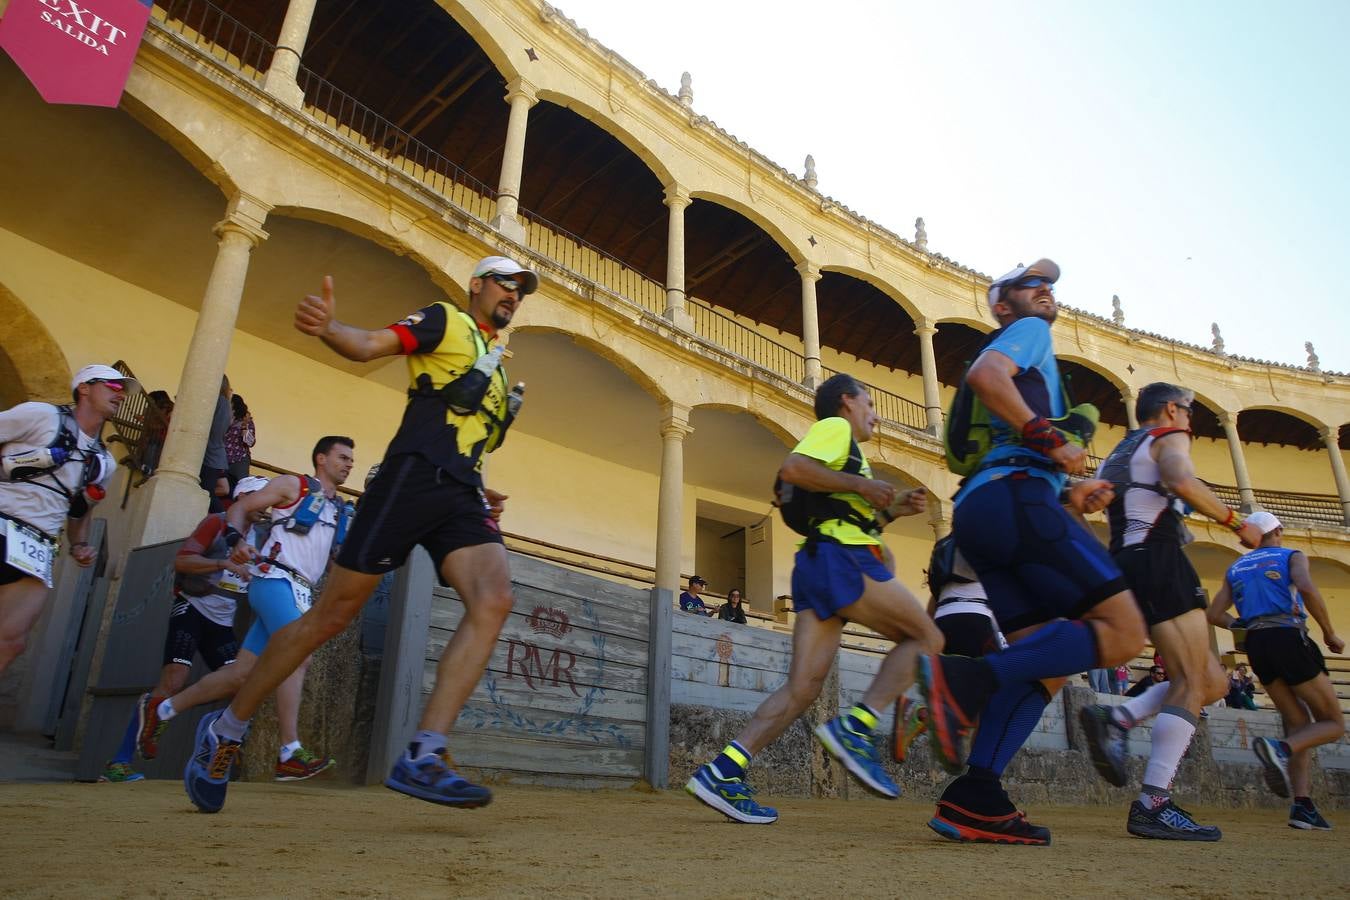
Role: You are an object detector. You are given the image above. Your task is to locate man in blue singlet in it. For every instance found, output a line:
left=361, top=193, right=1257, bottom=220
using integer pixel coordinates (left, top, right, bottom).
left=918, top=259, right=1147, bottom=845
left=1208, top=512, right=1345, bottom=830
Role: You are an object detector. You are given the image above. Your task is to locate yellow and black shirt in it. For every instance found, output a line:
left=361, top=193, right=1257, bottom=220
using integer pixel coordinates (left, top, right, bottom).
left=385, top=301, right=509, bottom=485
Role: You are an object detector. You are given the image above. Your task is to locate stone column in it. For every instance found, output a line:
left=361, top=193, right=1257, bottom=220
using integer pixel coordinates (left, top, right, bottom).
left=1122, top=386, right=1139, bottom=430
left=654, top=404, right=692, bottom=596
left=133, top=194, right=270, bottom=544
left=915, top=317, right=943, bottom=434
left=1320, top=425, right=1350, bottom=526
left=663, top=184, right=692, bottom=330
left=261, top=0, right=318, bottom=108
left=797, top=262, right=822, bottom=389
left=489, top=78, right=537, bottom=245
left=1219, top=411, right=1256, bottom=512
left=928, top=497, right=951, bottom=540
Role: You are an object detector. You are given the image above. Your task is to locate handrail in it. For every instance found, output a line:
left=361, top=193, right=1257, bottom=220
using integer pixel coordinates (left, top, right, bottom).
left=152, top=0, right=274, bottom=81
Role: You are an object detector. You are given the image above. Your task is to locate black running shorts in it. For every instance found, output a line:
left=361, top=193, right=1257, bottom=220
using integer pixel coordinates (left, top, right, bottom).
left=162, top=599, right=239, bottom=670
left=1246, top=627, right=1327, bottom=688
left=936, top=612, right=1002, bottom=658
left=337, top=453, right=503, bottom=583
left=1113, top=541, right=1206, bottom=628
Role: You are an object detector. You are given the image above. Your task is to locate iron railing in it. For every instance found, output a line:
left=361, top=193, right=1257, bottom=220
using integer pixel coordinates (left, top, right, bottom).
left=688, top=301, right=806, bottom=383
left=152, top=0, right=274, bottom=80
left=1207, top=482, right=1344, bottom=528
left=518, top=212, right=667, bottom=316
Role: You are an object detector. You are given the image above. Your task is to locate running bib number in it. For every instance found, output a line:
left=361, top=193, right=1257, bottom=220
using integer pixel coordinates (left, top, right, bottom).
left=217, top=568, right=249, bottom=594
left=5, top=520, right=55, bottom=587
left=291, top=579, right=312, bottom=613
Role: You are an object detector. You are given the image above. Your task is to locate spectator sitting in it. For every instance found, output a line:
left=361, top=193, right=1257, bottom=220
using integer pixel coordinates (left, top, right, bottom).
left=1126, top=664, right=1167, bottom=698
left=224, top=393, right=256, bottom=492
left=1224, top=663, right=1260, bottom=710
left=679, top=576, right=712, bottom=616
left=718, top=589, right=748, bottom=624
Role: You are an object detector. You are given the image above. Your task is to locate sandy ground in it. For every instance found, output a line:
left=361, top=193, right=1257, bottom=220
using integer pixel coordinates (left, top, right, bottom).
left=0, top=779, right=1344, bottom=898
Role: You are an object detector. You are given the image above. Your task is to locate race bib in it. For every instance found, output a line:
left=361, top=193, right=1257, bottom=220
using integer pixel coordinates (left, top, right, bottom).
left=217, top=568, right=249, bottom=594
left=5, top=519, right=55, bottom=588
left=290, top=578, right=313, bottom=613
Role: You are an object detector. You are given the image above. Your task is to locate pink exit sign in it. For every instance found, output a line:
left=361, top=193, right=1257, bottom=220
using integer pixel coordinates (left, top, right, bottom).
left=0, top=0, right=154, bottom=107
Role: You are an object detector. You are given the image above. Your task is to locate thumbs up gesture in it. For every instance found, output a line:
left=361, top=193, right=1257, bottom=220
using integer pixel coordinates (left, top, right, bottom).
left=296, top=275, right=337, bottom=337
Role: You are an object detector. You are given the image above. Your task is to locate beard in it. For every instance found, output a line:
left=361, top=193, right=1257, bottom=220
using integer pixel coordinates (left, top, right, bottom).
left=1008, top=294, right=1058, bottom=323
left=490, top=305, right=514, bottom=329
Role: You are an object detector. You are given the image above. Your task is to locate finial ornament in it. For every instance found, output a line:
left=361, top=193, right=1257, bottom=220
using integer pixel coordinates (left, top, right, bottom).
left=914, top=217, right=928, bottom=250
left=678, top=72, right=693, bottom=107
left=1211, top=322, right=1225, bottom=355
left=1111, top=294, right=1124, bottom=326
left=804, top=154, right=817, bottom=188
left=1306, top=341, right=1321, bottom=372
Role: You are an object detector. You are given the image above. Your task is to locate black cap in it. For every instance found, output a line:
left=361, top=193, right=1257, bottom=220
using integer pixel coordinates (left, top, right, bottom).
left=689, top=575, right=707, bottom=586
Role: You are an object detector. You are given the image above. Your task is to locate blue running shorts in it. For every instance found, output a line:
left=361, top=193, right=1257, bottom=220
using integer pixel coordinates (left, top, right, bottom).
left=240, top=576, right=307, bottom=656
left=953, top=475, right=1126, bottom=634
left=791, top=542, right=893, bottom=621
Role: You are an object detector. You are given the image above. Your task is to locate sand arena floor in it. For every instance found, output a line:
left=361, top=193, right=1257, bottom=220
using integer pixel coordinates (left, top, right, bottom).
left=0, top=779, right=1344, bottom=898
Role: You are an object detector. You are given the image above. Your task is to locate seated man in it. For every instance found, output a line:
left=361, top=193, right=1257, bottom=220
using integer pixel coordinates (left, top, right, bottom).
left=679, top=576, right=712, bottom=616
left=1225, top=664, right=1259, bottom=710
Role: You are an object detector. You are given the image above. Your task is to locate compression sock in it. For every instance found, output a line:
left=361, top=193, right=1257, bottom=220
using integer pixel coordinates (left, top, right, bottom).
left=843, top=703, right=879, bottom=736
left=1139, top=783, right=1171, bottom=810
left=112, top=713, right=138, bottom=765
left=279, top=740, right=303, bottom=763
left=1140, top=706, right=1196, bottom=802
left=157, top=697, right=178, bottom=722
left=407, top=730, right=448, bottom=759
left=984, top=620, right=1099, bottom=687
left=213, top=707, right=250, bottom=743
left=967, top=681, right=1051, bottom=776
left=710, top=741, right=751, bottom=780
left=1113, top=680, right=1169, bottom=728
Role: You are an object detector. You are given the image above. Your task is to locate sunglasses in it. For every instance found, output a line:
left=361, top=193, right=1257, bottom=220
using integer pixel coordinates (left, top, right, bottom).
left=1173, top=403, right=1193, bottom=415
left=88, top=378, right=125, bottom=392
left=484, top=274, right=524, bottom=292
left=1010, top=276, right=1055, bottom=291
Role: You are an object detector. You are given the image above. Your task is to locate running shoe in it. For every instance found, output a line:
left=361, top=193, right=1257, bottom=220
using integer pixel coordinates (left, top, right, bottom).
left=1079, top=704, right=1130, bottom=787
left=385, top=750, right=492, bottom=808
left=1254, top=737, right=1293, bottom=799
left=927, top=800, right=1051, bottom=846
left=275, top=747, right=336, bottom=782
left=685, top=763, right=778, bottom=824
left=97, top=761, right=145, bottom=783
left=1126, top=799, right=1222, bottom=841
left=815, top=717, right=899, bottom=798
left=184, top=710, right=244, bottom=814
left=893, top=697, right=928, bottom=763
left=1288, top=802, right=1331, bottom=831
left=916, top=654, right=982, bottom=774
left=136, top=693, right=169, bottom=761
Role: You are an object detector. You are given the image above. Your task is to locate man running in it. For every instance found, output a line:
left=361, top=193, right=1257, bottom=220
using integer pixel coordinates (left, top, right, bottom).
left=687, top=373, right=942, bottom=824
left=1079, top=381, right=1261, bottom=840
left=918, top=259, right=1147, bottom=845
left=1208, top=512, right=1345, bottom=831
left=182, top=438, right=354, bottom=807
left=98, top=476, right=270, bottom=783
left=185, top=255, right=536, bottom=813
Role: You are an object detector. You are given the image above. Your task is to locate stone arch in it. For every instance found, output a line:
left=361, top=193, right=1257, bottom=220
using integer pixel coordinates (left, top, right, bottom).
left=687, top=189, right=807, bottom=266
left=934, top=315, right=993, bottom=333
left=1237, top=404, right=1328, bottom=432
left=533, top=90, right=677, bottom=189
left=818, top=264, right=924, bottom=322
left=691, top=401, right=797, bottom=449
left=0, top=281, right=73, bottom=407
left=1055, top=352, right=1130, bottom=395
left=434, top=0, right=522, bottom=86
left=118, top=94, right=237, bottom=201
left=508, top=323, right=670, bottom=407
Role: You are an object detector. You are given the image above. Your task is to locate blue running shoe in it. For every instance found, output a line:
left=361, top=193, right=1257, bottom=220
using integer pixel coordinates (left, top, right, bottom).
left=815, top=717, right=899, bottom=798
left=385, top=751, right=492, bottom=808
left=184, top=710, right=243, bottom=814
left=685, top=763, right=778, bottom=824
left=1254, top=737, right=1292, bottom=799
left=1289, top=801, right=1332, bottom=831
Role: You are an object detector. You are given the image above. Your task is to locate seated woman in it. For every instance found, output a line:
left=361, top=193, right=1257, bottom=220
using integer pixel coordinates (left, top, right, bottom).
left=718, top=589, right=748, bottom=624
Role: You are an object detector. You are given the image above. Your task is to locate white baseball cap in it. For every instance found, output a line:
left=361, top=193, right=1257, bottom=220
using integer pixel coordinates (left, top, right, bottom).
left=988, top=258, right=1061, bottom=307
left=232, top=475, right=270, bottom=498
left=1244, top=511, right=1283, bottom=534
left=71, top=364, right=139, bottom=394
left=472, top=255, right=538, bottom=295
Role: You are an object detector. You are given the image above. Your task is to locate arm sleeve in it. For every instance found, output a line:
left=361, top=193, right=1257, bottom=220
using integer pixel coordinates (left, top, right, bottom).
left=178, top=515, right=225, bottom=559
left=790, top=417, right=851, bottom=468
left=980, top=317, right=1051, bottom=373
left=0, top=402, right=55, bottom=447
left=387, top=303, right=450, bottom=356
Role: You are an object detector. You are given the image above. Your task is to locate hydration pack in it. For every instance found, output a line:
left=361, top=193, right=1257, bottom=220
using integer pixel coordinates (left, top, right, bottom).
left=773, top=438, right=877, bottom=539
left=275, top=475, right=351, bottom=541
left=926, top=534, right=975, bottom=595
left=1, top=404, right=108, bottom=510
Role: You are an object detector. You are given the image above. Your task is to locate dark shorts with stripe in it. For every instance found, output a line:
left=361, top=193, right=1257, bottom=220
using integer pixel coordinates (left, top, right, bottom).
left=936, top=611, right=1002, bottom=658
left=953, top=476, right=1127, bottom=634
left=1113, top=541, right=1206, bottom=628
left=1246, top=626, right=1327, bottom=688
left=162, top=599, right=238, bottom=670
left=336, top=453, right=503, bottom=584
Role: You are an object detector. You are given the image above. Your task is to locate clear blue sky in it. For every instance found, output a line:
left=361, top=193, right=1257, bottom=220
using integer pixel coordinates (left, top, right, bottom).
left=554, top=0, right=1350, bottom=372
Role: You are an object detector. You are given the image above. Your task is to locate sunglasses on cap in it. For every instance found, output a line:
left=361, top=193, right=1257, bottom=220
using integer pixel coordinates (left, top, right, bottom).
left=1010, top=275, right=1055, bottom=291
left=88, top=378, right=125, bottom=392
left=484, top=274, right=525, bottom=292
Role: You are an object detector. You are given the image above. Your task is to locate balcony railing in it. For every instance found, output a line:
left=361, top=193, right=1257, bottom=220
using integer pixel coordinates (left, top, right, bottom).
left=688, top=300, right=806, bottom=383
left=1207, top=483, right=1345, bottom=528
left=152, top=0, right=273, bottom=82
left=519, top=213, right=666, bottom=316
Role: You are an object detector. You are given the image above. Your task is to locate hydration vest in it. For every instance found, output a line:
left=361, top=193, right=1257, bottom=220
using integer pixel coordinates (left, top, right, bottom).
left=773, top=438, right=878, bottom=541
left=926, top=534, right=975, bottom=595
left=270, top=475, right=354, bottom=545
left=1, top=404, right=109, bottom=514
left=1099, top=426, right=1190, bottom=551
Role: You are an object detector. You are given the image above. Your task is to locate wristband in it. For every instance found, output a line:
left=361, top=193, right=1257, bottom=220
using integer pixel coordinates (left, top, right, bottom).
left=1021, top=416, right=1068, bottom=456
left=1220, top=509, right=1243, bottom=533
left=223, top=525, right=244, bottom=548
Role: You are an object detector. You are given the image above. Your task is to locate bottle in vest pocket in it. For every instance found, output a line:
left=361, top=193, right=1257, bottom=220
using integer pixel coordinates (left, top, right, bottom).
left=442, top=345, right=505, bottom=415
left=284, top=478, right=327, bottom=535
left=3, top=446, right=70, bottom=481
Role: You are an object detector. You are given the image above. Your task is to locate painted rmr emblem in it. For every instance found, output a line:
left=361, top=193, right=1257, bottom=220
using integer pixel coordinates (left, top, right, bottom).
left=461, top=597, right=632, bottom=747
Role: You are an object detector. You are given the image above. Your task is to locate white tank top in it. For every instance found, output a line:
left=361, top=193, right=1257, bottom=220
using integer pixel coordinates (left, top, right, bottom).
left=1108, top=432, right=1187, bottom=548
left=254, top=478, right=339, bottom=585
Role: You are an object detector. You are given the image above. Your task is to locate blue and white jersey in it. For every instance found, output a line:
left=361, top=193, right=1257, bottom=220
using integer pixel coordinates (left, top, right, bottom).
left=1225, top=546, right=1304, bottom=625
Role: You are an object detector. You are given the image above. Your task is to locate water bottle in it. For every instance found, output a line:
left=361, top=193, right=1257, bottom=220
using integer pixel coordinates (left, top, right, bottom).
left=473, top=345, right=505, bottom=378
left=443, top=346, right=505, bottom=415
left=507, top=382, right=525, bottom=418
left=3, top=445, right=70, bottom=480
